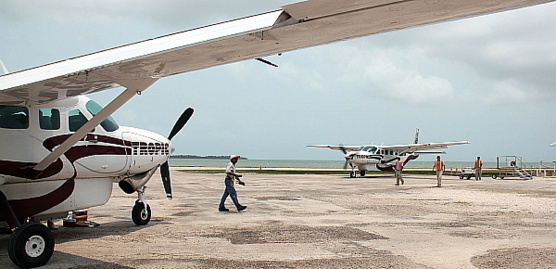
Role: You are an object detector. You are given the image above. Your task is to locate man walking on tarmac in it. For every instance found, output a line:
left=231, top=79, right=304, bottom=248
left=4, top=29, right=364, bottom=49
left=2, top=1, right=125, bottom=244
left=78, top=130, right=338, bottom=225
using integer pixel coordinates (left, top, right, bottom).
left=394, top=159, right=404, bottom=185
left=433, top=156, right=445, bottom=187
left=219, top=155, right=247, bottom=212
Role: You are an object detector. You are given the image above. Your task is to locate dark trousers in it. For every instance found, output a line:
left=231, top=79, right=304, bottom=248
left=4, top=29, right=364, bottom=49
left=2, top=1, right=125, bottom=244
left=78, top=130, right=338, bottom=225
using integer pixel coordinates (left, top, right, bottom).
left=219, top=179, right=241, bottom=209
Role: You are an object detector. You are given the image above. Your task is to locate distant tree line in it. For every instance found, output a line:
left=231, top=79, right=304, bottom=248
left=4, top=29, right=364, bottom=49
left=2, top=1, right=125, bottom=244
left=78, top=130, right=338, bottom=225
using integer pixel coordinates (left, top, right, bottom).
left=170, top=155, right=247, bottom=160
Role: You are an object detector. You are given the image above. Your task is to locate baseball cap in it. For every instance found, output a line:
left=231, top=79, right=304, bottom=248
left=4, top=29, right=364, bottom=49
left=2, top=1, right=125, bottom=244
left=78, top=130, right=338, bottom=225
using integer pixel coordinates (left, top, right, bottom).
left=230, top=155, right=241, bottom=160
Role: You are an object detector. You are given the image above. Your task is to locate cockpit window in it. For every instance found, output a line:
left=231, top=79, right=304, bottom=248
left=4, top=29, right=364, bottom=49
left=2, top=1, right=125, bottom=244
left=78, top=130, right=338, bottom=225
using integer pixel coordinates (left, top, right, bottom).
left=85, top=100, right=119, bottom=132
left=39, top=108, right=60, bottom=130
left=0, top=105, right=29, bottom=129
left=361, top=146, right=377, bottom=153
left=68, top=109, right=89, bottom=132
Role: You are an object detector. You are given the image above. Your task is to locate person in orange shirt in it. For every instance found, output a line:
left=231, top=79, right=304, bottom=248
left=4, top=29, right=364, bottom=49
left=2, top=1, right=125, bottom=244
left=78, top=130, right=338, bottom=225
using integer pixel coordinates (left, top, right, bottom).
left=394, top=159, right=404, bottom=185
left=432, top=156, right=445, bottom=187
left=474, top=156, right=483, bottom=180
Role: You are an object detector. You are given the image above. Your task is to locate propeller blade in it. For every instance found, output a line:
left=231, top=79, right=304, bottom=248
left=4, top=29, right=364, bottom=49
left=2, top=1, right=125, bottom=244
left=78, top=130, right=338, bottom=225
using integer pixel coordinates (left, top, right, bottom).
left=343, top=154, right=353, bottom=170
left=160, top=162, right=172, bottom=199
left=168, top=108, right=194, bottom=140
left=162, top=107, right=194, bottom=199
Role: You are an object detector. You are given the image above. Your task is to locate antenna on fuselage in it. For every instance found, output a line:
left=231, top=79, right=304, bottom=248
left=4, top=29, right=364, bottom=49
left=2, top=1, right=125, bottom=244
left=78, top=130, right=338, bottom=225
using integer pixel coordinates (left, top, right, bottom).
left=414, top=128, right=420, bottom=144
left=0, top=59, right=9, bottom=75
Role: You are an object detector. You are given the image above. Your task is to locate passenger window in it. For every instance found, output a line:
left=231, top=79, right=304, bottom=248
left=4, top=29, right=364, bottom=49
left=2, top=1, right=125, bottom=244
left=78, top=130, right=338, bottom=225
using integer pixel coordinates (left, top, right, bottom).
left=39, top=108, right=60, bottom=130
left=68, top=109, right=90, bottom=132
left=0, top=105, right=29, bottom=129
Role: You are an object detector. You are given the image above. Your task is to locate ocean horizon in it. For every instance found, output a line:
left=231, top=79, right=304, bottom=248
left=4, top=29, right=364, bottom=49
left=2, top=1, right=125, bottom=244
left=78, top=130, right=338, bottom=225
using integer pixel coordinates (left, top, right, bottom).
left=169, top=158, right=510, bottom=169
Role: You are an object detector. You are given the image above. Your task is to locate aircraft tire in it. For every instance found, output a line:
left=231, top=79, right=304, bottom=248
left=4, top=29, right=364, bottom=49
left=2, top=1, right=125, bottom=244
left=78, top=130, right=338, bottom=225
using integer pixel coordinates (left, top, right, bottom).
left=132, top=202, right=151, bottom=225
left=8, top=222, right=55, bottom=268
left=350, top=171, right=356, bottom=178
left=360, top=171, right=366, bottom=177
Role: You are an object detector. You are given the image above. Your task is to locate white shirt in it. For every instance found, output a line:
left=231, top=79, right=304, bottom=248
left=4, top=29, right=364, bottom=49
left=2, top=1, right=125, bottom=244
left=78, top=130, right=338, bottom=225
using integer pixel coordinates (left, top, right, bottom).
left=225, top=162, right=235, bottom=180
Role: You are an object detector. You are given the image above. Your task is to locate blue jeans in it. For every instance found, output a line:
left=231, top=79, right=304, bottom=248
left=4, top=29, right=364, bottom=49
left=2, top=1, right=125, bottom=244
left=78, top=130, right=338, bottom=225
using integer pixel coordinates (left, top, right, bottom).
left=219, top=179, right=241, bottom=209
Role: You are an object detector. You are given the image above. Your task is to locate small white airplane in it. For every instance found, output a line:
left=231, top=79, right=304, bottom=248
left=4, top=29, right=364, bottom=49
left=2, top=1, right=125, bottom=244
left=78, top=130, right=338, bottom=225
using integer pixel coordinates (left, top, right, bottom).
left=0, top=0, right=552, bottom=267
left=307, top=130, right=469, bottom=177
left=551, top=142, right=556, bottom=147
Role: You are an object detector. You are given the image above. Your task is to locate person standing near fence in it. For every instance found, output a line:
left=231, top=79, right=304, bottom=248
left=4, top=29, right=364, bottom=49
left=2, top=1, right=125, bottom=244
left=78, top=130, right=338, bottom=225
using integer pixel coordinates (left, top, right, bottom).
left=474, top=156, right=483, bottom=180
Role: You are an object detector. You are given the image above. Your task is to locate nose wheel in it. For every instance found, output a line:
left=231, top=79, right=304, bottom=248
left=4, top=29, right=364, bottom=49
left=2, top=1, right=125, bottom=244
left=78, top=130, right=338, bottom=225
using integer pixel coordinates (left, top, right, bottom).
left=132, top=201, right=151, bottom=225
left=131, top=187, right=151, bottom=225
left=8, top=222, right=55, bottom=268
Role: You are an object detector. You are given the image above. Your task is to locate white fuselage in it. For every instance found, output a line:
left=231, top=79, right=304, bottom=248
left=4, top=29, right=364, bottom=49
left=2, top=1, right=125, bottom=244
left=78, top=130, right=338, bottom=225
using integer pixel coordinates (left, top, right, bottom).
left=345, top=145, right=416, bottom=172
left=0, top=96, right=172, bottom=219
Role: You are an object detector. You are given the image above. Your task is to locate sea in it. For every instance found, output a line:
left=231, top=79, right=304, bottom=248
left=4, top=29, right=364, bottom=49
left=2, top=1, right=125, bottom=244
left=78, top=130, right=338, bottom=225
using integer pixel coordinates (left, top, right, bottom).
left=169, top=158, right=501, bottom=169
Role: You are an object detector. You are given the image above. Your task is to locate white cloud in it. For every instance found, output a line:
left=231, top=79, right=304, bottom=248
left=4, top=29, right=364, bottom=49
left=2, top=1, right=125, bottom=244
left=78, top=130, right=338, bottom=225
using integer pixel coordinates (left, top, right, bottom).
left=0, top=0, right=296, bottom=27
left=480, top=79, right=543, bottom=104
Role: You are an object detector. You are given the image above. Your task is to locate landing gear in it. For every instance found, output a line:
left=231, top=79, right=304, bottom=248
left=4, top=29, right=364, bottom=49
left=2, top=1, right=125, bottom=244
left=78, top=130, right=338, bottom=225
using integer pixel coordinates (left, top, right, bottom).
left=350, top=171, right=356, bottom=178
left=132, top=187, right=151, bottom=225
left=8, top=222, right=55, bottom=268
left=360, top=171, right=366, bottom=177
left=132, top=201, right=151, bottom=225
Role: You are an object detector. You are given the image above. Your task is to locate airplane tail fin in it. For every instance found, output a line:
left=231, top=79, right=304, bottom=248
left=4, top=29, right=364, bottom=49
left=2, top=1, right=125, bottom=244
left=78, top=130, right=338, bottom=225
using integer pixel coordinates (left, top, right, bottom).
left=414, top=128, right=420, bottom=144
left=0, top=59, right=9, bottom=75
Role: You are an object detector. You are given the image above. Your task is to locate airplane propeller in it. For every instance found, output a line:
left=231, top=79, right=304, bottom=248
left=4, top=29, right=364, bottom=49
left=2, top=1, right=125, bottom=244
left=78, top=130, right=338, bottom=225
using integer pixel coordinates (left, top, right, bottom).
left=161, top=107, right=194, bottom=199
left=339, top=144, right=353, bottom=170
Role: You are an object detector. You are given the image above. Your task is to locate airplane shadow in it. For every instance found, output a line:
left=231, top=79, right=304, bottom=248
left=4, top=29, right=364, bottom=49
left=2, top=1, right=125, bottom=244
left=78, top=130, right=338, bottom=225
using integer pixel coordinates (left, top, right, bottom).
left=0, top=219, right=168, bottom=268
left=0, top=249, right=135, bottom=269
left=51, top=218, right=169, bottom=244
left=50, top=251, right=135, bottom=268
left=339, top=175, right=395, bottom=179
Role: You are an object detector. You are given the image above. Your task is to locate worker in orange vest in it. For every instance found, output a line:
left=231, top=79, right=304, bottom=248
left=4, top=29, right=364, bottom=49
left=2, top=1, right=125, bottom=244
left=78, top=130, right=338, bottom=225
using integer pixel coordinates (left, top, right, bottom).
left=474, top=156, right=483, bottom=180
left=432, top=156, right=445, bottom=187
left=394, top=159, right=404, bottom=185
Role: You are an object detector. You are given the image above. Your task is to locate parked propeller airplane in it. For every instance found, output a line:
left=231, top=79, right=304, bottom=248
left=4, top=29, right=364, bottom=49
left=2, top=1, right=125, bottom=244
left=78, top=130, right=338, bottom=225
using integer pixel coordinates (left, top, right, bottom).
left=307, top=130, right=469, bottom=177
left=1, top=0, right=553, bottom=267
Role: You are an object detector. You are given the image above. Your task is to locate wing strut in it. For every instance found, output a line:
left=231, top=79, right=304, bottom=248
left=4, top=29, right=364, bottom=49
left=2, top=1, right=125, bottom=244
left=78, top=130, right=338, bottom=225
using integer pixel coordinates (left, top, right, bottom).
left=33, top=78, right=158, bottom=172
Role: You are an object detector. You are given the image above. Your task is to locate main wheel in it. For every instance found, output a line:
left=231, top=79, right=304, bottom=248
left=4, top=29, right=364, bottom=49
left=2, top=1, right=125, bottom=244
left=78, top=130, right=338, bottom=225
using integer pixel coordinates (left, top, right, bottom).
left=8, top=222, right=55, bottom=268
left=360, top=171, right=366, bottom=177
left=132, top=202, right=151, bottom=225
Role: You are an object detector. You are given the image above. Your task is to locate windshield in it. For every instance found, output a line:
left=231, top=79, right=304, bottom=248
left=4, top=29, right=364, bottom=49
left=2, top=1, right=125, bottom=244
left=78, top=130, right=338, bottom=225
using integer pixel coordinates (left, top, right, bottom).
left=85, top=100, right=119, bottom=132
left=361, top=146, right=377, bottom=153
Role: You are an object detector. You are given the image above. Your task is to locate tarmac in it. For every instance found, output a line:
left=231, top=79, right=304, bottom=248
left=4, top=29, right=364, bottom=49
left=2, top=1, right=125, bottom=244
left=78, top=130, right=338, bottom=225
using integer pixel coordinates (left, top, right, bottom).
left=1, top=169, right=555, bottom=268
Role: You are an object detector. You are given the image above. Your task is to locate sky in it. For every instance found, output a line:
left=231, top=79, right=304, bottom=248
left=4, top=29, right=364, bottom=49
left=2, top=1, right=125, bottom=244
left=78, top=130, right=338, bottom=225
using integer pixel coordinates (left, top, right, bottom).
left=1, top=0, right=555, bottom=162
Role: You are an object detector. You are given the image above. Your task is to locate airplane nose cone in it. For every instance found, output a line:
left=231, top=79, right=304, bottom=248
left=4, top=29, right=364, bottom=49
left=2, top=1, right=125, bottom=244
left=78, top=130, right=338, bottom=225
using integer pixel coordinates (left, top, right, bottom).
left=168, top=141, right=176, bottom=155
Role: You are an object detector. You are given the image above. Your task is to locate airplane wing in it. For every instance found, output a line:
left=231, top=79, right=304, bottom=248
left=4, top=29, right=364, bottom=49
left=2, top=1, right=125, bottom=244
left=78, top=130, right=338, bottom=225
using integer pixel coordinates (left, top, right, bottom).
left=1, top=0, right=553, bottom=105
left=306, top=145, right=361, bottom=151
left=381, top=141, right=470, bottom=153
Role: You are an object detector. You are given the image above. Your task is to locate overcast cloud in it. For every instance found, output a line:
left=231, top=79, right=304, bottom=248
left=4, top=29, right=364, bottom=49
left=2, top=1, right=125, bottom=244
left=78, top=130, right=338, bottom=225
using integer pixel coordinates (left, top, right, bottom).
left=1, top=1, right=555, bottom=163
